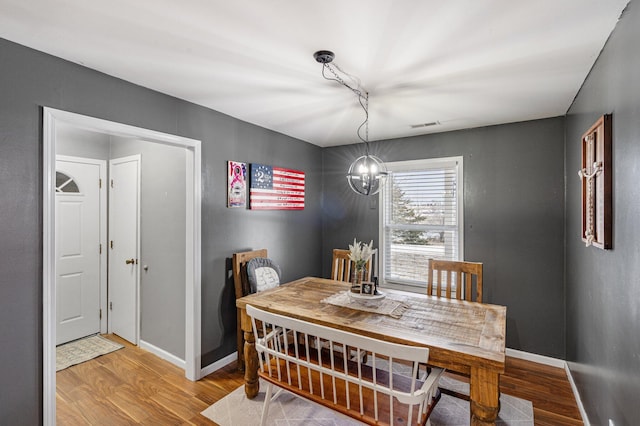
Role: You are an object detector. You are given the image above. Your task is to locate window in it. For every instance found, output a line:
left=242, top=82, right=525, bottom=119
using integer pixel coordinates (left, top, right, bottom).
left=379, top=157, right=463, bottom=289
left=55, top=171, right=80, bottom=193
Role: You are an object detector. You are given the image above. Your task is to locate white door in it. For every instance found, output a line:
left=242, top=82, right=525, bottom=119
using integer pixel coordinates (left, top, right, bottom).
left=55, top=156, right=106, bottom=345
left=109, top=155, right=141, bottom=344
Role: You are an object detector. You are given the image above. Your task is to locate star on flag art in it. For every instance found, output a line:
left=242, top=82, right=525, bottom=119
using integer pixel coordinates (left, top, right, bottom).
left=250, top=164, right=305, bottom=210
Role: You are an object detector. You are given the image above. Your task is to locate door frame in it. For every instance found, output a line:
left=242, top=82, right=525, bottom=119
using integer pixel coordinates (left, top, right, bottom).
left=43, top=107, right=202, bottom=425
left=56, top=155, right=108, bottom=338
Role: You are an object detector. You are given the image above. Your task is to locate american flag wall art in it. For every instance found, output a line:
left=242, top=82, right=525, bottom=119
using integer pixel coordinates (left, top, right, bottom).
left=250, top=164, right=305, bottom=210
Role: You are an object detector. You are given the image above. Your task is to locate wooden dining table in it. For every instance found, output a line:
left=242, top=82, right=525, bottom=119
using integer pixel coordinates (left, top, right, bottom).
left=236, top=277, right=507, bottom=426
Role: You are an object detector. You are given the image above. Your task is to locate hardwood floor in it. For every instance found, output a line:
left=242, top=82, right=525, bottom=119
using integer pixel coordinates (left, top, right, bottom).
left=57, top=335, right=583, bottom=425
left=501, top=357, right=583, bottom=426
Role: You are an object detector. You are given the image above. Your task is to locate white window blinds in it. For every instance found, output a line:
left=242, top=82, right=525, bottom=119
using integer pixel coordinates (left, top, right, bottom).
left=379, top=157, right=463, bottom=288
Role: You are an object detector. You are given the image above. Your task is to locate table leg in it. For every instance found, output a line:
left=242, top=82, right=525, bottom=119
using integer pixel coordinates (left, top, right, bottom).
left=236, top=309, right=245, bottom=372
left=469, top=366, right=500, bottom=425
left=241, top=310, right=259, bottom=398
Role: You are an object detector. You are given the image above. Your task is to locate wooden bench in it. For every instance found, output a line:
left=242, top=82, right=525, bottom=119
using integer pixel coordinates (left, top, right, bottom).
left=247, top=304, right=443, bottom=426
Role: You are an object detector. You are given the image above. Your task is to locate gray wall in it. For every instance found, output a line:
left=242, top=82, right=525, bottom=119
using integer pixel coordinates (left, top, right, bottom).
left=322, top=117, right=566, bottom=357
left=565, top=1, right=640, bottom=424
left=0, top=37, right=322, bottom=424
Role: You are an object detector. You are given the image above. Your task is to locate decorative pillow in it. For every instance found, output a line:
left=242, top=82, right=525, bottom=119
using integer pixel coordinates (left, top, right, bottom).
left=246, top=257, right=281, bottom=293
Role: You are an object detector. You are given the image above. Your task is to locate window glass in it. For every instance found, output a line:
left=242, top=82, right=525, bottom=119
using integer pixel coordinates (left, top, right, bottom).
left=379, top=157, right=463, bottom=288
left=55, top=171, right=80, bottom=193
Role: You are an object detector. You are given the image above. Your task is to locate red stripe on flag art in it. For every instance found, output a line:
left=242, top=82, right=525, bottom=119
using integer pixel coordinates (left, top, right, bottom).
left=250, top=164, right=305, bottom=210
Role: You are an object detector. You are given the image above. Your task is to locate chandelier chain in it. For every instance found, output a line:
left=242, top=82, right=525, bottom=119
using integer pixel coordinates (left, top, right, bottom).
left=322, top=63, right=364, bottom=99
left=314, top=49, right=387, bottom=196
left=322, top=63, right=370, bottom=146
left=364, top=92, right=369, bottom=154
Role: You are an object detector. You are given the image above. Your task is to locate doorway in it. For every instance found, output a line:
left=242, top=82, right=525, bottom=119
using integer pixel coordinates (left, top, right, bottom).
left=43, top=108, right=202, bottom=426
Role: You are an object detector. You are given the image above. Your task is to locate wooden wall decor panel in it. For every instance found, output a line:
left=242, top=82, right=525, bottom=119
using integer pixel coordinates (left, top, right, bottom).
left=578, top=114, right=612, bottom=249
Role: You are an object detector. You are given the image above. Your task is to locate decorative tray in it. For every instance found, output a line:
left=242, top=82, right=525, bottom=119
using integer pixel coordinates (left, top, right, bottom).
left=349, top=291, right=386, bottom=300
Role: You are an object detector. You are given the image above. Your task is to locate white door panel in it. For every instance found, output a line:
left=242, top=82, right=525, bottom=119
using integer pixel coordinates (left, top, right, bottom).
left=56, top=157, right=106, bottom=345
left=109, top=155, right=140, bottom=344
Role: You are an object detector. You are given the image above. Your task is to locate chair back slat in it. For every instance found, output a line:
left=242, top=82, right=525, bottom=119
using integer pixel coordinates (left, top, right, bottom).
left=331, top=249, right=352, bottom=282
left=428, top=259, right=483, bottom=303
left=331, top=248, right=376, bottom=282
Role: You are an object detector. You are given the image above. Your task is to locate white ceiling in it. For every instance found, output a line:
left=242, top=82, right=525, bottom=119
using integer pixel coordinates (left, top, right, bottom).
left=0, top=0, right=629, bottom=147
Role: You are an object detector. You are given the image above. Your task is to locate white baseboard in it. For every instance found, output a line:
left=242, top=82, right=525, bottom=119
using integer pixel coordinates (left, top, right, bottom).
left=506, top=347, right=566, bottom=368
left=564, top=362, right=590, bottom=426
left=137, top=341, right=239, bottom=384
left=200, top=351, right=238, bottom=378
left=139, top=339, right=186, bottom=369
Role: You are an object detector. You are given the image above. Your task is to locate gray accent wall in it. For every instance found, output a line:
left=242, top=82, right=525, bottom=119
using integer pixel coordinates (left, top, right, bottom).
left=565, top=1, right=640, bottom=424
left=322, top=118, right=566, bottom=357
left=0, top=37, right=322, bottom=424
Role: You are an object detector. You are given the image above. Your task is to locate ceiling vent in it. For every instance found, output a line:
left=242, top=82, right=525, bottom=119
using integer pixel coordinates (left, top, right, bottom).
left=410, top=121, right=440, bottom=129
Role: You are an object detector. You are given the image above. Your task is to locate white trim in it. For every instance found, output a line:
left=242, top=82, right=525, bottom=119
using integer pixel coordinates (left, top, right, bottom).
left=42, top=107, right=202, bottom=426
left=200, top=352, right=238, bottom=378
left=380, top=157, right=461, bottom=171
left=505, top=348, right=566, bottom=368
left=139, top=339, right=186, bottom=369
left=457, top=158, right=464, bottom=260
left=565, top=363, right=590, bottom=425
left=42, top=108, right=56, bottom=426
left=185, top=146, right=202, bottom=380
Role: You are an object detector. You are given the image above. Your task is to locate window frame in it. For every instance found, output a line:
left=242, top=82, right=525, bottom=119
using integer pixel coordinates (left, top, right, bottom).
left=378, top=156, right=464, bottom=291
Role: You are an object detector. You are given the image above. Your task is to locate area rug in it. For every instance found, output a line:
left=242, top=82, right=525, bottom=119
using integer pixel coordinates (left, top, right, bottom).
left=56, top=334, right=124, bottom=372
left=201, top=375, right=534, bottom=425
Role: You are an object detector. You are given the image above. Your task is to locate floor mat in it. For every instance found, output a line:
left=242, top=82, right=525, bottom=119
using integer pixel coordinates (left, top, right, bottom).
left=56, top=334, right=124, bottom=372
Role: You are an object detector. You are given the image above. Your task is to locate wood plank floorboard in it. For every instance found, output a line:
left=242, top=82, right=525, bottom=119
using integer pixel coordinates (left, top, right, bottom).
left=56, top=335, right=583, bottom=425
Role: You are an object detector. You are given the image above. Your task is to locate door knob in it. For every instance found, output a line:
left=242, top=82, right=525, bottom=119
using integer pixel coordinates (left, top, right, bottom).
left=125, top=258, right=135, bottom=265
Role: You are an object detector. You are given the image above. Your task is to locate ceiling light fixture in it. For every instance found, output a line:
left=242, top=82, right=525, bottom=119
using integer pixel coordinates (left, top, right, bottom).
left=314, top=50, right=387, bottom=196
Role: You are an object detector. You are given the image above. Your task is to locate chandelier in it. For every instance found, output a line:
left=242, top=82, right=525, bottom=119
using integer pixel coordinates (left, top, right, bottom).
left=314, top=50, right=388, bottom=196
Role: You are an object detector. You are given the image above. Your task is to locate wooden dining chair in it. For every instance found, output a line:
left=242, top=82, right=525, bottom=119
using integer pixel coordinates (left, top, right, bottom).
left=331, top=248, right=375, bottom=282
left=330, top=248, right=377, bottom=363
left=427, top=259, right=483, bottom=303
left=425, top=258, right=483, bottom=401
left=232, top=248, right=270, bottom=372
left=331, top=249, right=352, bottom=282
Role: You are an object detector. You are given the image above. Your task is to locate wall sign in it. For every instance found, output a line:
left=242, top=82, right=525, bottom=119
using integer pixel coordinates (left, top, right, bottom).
left=250, top=164, right=305, bottom=210
left=578, top=114, right=612, bottom=249
left=227, top=161, right=247, bottom=208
